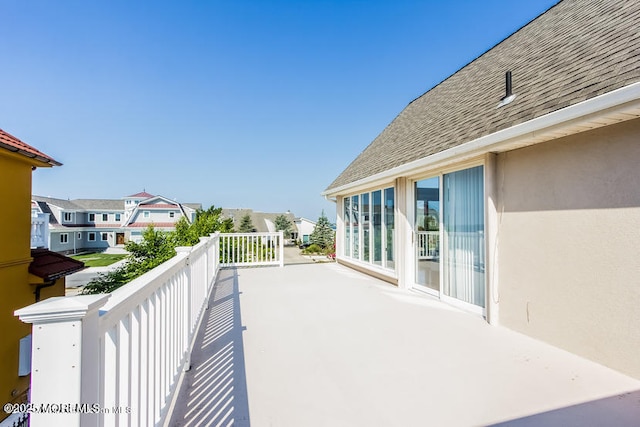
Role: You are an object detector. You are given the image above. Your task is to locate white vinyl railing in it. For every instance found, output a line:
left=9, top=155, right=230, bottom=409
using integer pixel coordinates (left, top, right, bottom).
left=220, top=231, right=284, bottom=267
left=417, top=231, right=439, bottom=259
left=30, top=213, right=49, bottom=249
left=15, top=233, right=221, bottom=427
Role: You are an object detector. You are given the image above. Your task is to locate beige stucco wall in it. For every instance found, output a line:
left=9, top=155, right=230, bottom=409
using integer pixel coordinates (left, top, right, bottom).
left=497, top=118, right=640, bottom=379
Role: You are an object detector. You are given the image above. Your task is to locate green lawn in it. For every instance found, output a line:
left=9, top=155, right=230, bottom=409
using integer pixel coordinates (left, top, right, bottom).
left=70, top=253, right=127, bottom=268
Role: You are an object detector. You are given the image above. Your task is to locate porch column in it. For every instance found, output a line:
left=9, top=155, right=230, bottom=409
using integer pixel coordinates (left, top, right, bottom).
left=15, top=295, right=109, bottom=427
left=395, top=177, right=411, bottom=290
left=485, top=153, right=500, bottom=325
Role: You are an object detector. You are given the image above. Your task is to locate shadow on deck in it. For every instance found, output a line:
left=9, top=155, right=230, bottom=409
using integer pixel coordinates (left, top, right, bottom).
left=169, top=269, right=250, bottom=427
left=168, top=263, right=640, bottom=427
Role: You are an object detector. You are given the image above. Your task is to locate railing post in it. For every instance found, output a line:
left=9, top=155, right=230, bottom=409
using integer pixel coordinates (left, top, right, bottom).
left=279, top=231, right=284, bottom=267
left=15, top=295, right=109, bottom=427
left=175, top=246, right=193, bottom=372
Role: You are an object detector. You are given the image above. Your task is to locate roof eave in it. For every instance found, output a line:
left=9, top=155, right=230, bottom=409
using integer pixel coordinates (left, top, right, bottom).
left=322, top=82, right=640, bottom=197
left=0, top=142, right=62, bottom=167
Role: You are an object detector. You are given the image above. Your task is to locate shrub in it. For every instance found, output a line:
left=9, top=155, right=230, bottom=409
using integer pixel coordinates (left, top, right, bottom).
left=302, top=244, right=323, bottom=254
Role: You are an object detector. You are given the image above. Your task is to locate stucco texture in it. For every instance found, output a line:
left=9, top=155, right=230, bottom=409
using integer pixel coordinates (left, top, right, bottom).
left=497, top=118, right=640, bottom=379
left=0, top=152, right=35, bottom=416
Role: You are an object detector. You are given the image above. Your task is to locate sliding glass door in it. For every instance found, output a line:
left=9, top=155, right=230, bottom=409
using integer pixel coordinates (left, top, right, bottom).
left=442, top=166, right=485, bottom=307
left=414, top=166, right=485, bottom=309
left=415, top=177, right=440, bottom=291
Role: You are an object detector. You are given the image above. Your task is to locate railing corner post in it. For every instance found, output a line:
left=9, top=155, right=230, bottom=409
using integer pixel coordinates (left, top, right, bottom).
left=279, top=231, right=284, bottom=267
left=15, top=294, right=110, bottom=427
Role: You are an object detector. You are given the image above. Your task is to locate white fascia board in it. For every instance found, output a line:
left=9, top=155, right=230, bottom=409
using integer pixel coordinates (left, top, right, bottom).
left=323, top=82, right=640, bottom=197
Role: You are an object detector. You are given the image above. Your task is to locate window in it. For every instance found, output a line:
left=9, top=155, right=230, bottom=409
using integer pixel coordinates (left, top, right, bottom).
left=373, top=190, right=382, bottom=266
left=63, top=212, right=73, bottom=222
left=169, top=212, right=175, bottom=218
left=102, top=213, right=108, bottom=221
left=385, top=188, right=395, bottom=269
left=344, top=197, right=351, bottom=258
left=101, top=232, right=108, bottom=241
left=88, top=232, right=96, bottom=241
left=143, top=211, right=150, bottom=218
left=60, top=233, right=69, bottom=244
left=77, top=232, right=82, bottom=240
left=115, top=213, right=121, bottom=221
left=88, top=213, right=95, bottom=222
left=344, top=186, right=395, bottom=270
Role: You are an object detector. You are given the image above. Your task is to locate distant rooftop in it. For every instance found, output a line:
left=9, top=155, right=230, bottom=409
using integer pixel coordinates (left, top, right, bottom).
left=126, top=191, right=154, bottom=199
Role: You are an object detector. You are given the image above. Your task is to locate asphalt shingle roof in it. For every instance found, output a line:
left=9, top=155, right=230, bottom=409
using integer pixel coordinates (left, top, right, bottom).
left=326, top=0, right=640, bottom=192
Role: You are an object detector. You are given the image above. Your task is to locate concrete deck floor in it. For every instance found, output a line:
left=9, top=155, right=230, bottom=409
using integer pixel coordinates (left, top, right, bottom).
left=168, top=263, right=640, bottom=427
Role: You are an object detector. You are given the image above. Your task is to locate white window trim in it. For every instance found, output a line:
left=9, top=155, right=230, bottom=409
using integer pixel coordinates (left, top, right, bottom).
left=143, top=211, right=150, bottom=218
left=60, top=233, right=69, bottom=244
left=102, top=213, right=109, bottom=222
left=77, top=232, right=82, bottom=240
left=101, top=232, right=109, bottom=241
left=63, top=212, right=73, bottom=223
left=88, top=213, right=95, bottom=222
left=343, top=185, right=395, bottom=271
left=88, top=232, right=96, bottom=242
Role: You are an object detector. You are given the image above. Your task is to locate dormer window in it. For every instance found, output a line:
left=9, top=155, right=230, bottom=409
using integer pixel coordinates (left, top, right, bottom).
left=63, top=212, right=73, bottom=222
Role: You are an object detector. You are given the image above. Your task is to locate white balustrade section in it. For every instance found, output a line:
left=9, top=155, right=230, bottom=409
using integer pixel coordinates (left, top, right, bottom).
left=15, top=232, right=221, bottom=427
left=30, top=213, right=50, bottom=249
left=220, top=231, right=284, bottom=267
left=417, top=231, right=439, bottom=259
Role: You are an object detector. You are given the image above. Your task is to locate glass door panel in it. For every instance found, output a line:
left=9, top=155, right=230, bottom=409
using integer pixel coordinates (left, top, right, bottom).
left=442, top=166, right=485, bottom=307
left=415, top=177, right=440, bottom=291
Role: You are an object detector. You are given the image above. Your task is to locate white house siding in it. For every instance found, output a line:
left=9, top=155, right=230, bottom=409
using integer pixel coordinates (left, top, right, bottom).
left=496, top=118, right=640, bottom=379
left=295, top=218, right=316, bottom=243
left=130, top=209, right=182, bottom=224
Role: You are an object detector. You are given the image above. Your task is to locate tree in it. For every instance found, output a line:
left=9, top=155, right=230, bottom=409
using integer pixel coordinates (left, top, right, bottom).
left=82, top=225, right=174, bottom=294
left=274, top=214, right=293, bottom=237
left=309, top=211, right=335, bottom=250
left=238, top=214, right=256, bottom=233
left=82, top=205, right=235, bottom=294
left=173, top=206, right=234, bottom=246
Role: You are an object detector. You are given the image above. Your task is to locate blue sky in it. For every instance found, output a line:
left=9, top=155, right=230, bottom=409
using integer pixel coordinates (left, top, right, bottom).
left=1, top=0, right=557, bottom=221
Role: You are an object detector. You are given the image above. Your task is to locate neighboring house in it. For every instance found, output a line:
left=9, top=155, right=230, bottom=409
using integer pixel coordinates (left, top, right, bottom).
left=323, top=0, right=640, bottom=380
left=0, top=129, right=83, bottom=421
left=31, top=192, right=201, bottom=253
left=293, top=217, right=316, bottom=244
left=222, top=208, right=301, bottom=239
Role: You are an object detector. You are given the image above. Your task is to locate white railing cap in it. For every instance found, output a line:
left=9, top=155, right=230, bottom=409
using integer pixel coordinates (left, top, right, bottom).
left=15, top=294, right=110, bottom=324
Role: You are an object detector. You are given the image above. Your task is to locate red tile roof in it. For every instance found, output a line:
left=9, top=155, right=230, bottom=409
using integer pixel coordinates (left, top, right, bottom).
left=127, top=191, right=154, bottom=198
left=29, top=249, right=84, bottom=281
left=0, top=129, right=61, bottom=166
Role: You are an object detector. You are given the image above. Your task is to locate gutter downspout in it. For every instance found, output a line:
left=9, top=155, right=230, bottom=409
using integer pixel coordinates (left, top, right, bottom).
left=34, top=280, right=56, bottom=303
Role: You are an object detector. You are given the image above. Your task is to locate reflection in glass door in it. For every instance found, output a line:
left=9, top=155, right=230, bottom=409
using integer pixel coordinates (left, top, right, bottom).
left=415, top=177, right=440, bottom=291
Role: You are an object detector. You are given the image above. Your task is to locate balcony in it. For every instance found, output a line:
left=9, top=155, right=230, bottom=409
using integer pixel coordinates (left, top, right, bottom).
left=14, top=232, right=640, bottom=426
left=30, top=213, right=50, bottom=249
